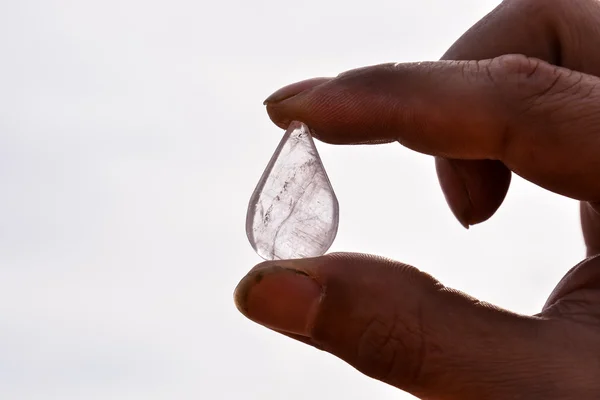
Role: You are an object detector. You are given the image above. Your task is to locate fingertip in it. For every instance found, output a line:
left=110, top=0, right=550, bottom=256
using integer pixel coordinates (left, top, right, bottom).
left=265, top=102, right=292, bottom=130
left=263, top=78, right=333, bottom=133
left=234, top=262, right=323, bottom=337
left=263, top=77, right=333, bottom=105
left=466, top=160, right=511, bottom=224
left=263, top=66, right=402, bottom=145
left=436, top=158, right=511, bottom=227
left=436, top=158, right=474, bottom=228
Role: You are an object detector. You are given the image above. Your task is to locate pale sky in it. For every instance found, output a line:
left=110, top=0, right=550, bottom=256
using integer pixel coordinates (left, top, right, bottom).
left=0, top=1, right=586, bottom=399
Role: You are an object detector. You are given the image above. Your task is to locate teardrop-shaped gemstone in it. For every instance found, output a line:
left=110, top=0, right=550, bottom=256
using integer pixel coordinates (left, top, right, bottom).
left=246, top=121, right=339, bottom=260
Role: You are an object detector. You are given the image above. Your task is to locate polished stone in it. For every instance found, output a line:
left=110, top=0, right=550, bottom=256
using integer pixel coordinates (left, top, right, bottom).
left=246, top=121, right=339, bottom=260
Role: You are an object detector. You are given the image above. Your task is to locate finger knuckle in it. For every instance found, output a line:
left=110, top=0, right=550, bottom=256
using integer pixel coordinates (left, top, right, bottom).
left=488, top=54, right=595, bottom=107
left=484, top=55, right=591, bottom=158
left=487, top=54, right=560, bottom=100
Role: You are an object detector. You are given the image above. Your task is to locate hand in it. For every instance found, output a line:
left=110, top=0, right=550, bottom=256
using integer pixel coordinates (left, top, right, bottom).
left=235, top=0, right=600, bottom=398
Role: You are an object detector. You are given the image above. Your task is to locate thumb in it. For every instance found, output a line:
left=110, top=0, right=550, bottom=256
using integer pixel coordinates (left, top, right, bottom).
left=234, top=253, right=568, bottom=399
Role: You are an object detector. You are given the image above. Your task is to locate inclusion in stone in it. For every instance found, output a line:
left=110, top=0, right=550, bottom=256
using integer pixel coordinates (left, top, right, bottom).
left=246, top=121, right=339, bottom=260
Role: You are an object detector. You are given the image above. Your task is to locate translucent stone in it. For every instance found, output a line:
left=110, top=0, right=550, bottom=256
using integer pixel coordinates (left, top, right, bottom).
left=246, top=121, right=339, bottom=260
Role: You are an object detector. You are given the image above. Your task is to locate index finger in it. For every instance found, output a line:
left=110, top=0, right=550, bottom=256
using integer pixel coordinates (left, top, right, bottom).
left=265, top=55, right=600, bottom=202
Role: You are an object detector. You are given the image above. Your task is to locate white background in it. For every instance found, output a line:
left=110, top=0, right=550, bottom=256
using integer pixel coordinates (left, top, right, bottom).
left=0, top=0, right=585, bottom=399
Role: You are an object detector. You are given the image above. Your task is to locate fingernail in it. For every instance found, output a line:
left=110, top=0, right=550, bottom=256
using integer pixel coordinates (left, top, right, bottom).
left=234, top=265, right=322, bottom=336
left=263, top=77, right=332, bottom=104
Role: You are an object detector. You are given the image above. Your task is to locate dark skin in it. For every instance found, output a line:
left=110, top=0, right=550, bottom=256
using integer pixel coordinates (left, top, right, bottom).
left=234, top=0, right=600, bottom=398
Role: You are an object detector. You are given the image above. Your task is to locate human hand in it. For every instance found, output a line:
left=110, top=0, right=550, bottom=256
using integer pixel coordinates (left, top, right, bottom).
left=235, top=0, right=600, bottom=398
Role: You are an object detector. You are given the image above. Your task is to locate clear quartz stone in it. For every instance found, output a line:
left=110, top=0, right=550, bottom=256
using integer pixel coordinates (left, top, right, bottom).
left=246, top=121, right=339, bottom=260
